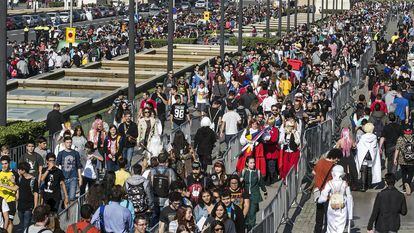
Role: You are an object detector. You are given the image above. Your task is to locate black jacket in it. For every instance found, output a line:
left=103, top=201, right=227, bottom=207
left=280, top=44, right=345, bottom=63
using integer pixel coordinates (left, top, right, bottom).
left=226, top=203, right=245, bottom=233
left=46, top=109, right=64, bottom=135
left=367, top=186, right=407, bottom=232
left=118, top=121, right=138, bottom=148
left=194, top=127, right=217, bottom=159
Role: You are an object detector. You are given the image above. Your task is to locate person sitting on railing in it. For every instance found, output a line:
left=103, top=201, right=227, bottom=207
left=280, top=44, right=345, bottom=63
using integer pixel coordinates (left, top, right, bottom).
left=278, top=118, right=301, bottom=180
left=237, top=118, right=266, bottom=177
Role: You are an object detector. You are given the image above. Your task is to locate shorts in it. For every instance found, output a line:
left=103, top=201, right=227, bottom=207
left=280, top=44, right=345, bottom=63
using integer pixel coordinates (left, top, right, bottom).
left=7, top=201, right=16, bottom=220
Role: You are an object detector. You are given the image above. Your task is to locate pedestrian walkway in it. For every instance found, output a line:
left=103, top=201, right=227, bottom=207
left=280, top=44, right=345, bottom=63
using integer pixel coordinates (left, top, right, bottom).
left=281, top=16, right=414, bottom=233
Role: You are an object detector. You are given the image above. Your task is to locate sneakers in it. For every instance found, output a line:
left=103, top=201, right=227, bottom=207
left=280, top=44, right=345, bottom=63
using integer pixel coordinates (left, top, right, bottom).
left=405, top=183, right=411, bottom=195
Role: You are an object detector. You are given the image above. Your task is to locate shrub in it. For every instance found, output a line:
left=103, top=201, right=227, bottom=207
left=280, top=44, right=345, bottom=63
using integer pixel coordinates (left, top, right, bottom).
left=0, top=121, right=47, bottom=148
left=229, top=37, right=280, bottom=47
left=49, top=2, right=65, bottom=8
left=146, top=38, right=198, bottom=48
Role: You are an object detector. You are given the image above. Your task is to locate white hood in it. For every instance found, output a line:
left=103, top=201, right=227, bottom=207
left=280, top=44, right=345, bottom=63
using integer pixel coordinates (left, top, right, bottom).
left=356, top=133, right=382, bottom=184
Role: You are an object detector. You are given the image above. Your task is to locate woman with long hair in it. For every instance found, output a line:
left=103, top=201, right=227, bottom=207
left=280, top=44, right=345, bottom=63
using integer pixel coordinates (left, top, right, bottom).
left=86, top=183, right=107, bottom=210
left=236, top=118, right=266, bottom=176
left=211, top=75, right=228, bottom=102
left=336, top=127, right=358, bottom=190
left=194, top=189, right=215, bottom=223
left=103, top=125, right=123, bottom=171
left=240, top=156, right=267, bottom=231
left=114, top=101, right=129, bottom=127
left=169, top=130, right=193, bottom=180
left=175, top=206, right=197, bottom=233
left=72, top=125, right=88, bottom=157
left=210, top=161, right=228, bottom=190
left=137, top=107, right=158, bottom=147
left=278, top=118, right=301, bottom=180
left=203, top=202, right=236, bottom=233
left=88, top=119, right=106, bottom=156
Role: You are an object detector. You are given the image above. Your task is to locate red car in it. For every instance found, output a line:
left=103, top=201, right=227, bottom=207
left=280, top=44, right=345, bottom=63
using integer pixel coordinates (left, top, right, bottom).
left=6, top=17, right=15, bottom=30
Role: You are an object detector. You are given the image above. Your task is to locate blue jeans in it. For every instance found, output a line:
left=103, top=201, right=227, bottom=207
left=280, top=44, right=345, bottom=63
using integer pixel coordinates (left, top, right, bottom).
left=65, top=177, right=78, bottom=201
left=18, top=210, right=32, bottom=230
left=123, top=147, right=134, bottom=169
left=106, top=159, right=119, bottom=172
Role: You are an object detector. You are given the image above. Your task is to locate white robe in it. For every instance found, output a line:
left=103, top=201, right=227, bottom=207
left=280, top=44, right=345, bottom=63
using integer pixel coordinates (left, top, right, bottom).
left=318, top=179, right=353, bottom=233
left=355, top=133, right=382, bottom=184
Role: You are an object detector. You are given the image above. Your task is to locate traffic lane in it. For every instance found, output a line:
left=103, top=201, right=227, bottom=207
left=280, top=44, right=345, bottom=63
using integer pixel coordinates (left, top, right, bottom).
left=7, top=16, right=117, bottom=42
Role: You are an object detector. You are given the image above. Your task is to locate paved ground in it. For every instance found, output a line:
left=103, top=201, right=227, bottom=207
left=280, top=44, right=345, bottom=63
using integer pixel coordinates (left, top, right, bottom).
left=280, top=18, right=414, bottom=233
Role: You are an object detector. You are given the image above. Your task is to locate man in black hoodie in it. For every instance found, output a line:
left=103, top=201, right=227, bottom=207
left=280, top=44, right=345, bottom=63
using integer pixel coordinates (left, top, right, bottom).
left=221, top=190, right=245, bottom=233
left=367, top=173, right=407, bottom=233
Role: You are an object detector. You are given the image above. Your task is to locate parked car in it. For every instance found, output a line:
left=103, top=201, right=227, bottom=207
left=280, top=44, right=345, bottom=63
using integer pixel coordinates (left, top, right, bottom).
left=22, top=15, right=38, bottom=27
left=107, top=7, right=116, bottom=16
left=181, top=1, right=191, bottom=10
left=11, top=15, right=25, bottom=29
left=31, top=15, right=42, bottom=25
left=73, top=9, right=87, bottom=21
left=139, top=3, right=149, bottom=12
left=195, top=0, right=206, bottom=8
left=149, top=3, right=160, bottom=11
left=59, top=12, right=70, bottom=23
left=6, top=17, right=15, bottom=30
left=98, top=7, right=109, bottom=17
left=91, top=8, right=102, bottom=19
left=47, top=12, right=59, bottom=24
left=38, top=13, right=53, bottom=25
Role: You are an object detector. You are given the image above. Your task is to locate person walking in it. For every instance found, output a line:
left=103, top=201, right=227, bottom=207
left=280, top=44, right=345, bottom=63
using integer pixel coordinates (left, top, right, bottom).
left=367, top=173, right=407, bottom=233
left=317, top=165, right=353, bottom=233
left=394, top=125, right=414, bottom=194
left=313, top=148, right=342, bottom=233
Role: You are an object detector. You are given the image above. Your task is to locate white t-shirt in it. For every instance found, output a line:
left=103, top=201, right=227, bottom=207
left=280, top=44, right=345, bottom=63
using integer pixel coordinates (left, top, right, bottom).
left=222, top=111, right=241, bottom=135
left=0, top=199, right=10, bottom=228
left=196, top=87, right=209, bottom=104
left=261, top=96, right=277, bottom=112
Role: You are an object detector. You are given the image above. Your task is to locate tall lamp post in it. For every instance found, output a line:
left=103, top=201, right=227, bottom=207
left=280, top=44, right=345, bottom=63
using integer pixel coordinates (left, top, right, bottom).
left=0, top=1, right=6, bottom=126
left=266, top=0, right=270, bottom=38
left=307, top=0, right=310, bottom=25
left=220, top=0, right=225, bottom=60
left=286, top=0, right=290, bottom=33
left=128, top=0, right=136, bottom=102
left=312, top=0, right=315, bottom=22
left=325, top=0, right=328, bottom=17
left=167, top=0, right=174, bottom=72
left=321, top=0, right=324, bottom=18
left=238, top=0, right=243, bottom=53
left=278, top=0, right=282, bottom=36
left=294, top=0, right=297, bottom=29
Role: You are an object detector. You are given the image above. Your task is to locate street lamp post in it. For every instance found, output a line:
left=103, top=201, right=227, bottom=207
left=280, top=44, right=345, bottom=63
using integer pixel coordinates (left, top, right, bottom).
left=70, top=0, right=73, bottom=28
left=220, top=0, right=224, bottom=60
left=307, top=0, right=310, bottom=25
left=341, top=0, right=343, bottom=10
left=294, top=0, right=297, bottom=29
left=266, top=0, right=270, bottom=38
left=167, top=0, right=174, bottom=72
left=325, top=0, right=328, bottom=16
left=238, top=0, right=243, bottom=53
left=312, top=0, right=315, bottom=22
left=286, top=0, right=290, bottom=32
left=278, top=0, right=282, bottom=36
left=321, top=0, right=324, bottom=18
left=128, top=0, right=136, bottom=102
left=0, top=1, right=6, bottom=126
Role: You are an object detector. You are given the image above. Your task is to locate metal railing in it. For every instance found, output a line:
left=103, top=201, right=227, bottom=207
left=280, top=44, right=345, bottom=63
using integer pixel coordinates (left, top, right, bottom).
left=58, top=193, right=87, bottom=231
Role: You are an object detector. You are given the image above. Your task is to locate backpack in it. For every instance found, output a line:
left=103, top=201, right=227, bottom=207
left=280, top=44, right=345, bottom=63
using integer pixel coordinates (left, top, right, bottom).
left=329, top=181, right=345, bottom=210
left=126, top=181, right=149, bottom=214
left=236, top=107, right=248, bottom=130
left=152, top=168, right=171, bottom=198
left=371, top=116, right=384, bottom=138
left=70, top=222, right=94, bottom=233
left=402, top=136, right=414, bottom=162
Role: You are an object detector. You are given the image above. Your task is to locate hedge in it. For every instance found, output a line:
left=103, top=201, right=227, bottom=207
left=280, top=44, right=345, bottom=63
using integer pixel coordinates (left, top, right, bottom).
left=48, top=2, right=65, bottom=8
left=229, top=37, right=280, bottom=47
left=0, top=122, right=47, bottom=148
left=146, top=38, right=198, bottom=48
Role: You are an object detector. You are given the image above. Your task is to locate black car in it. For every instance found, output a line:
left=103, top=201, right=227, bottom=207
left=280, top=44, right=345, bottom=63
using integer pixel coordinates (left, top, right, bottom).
left=12, top=15, right=25, bottom=29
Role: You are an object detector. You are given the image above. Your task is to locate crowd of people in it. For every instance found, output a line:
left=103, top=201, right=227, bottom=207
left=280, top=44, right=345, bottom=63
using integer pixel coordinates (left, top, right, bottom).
left=1, top=1, right=413, bottom=233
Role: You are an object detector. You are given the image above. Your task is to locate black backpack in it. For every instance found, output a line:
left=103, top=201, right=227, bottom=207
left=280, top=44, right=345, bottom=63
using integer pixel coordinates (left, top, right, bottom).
left=126, top=182, right=149, bottom=214
left=371, top=116, right=384, bottom=138
left=402, top=136, right=414, bottom=162
left=152, top=168, right=171, bottom=198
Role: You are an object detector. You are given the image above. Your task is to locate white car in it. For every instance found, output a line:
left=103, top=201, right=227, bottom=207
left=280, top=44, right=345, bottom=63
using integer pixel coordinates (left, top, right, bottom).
left=195, top=0, right=206, bottom=8
left=181, top=2, right=191, bottom=10
left=59, top=12, right=70, bottom=23
left=47, top=12, right=58, bottom=24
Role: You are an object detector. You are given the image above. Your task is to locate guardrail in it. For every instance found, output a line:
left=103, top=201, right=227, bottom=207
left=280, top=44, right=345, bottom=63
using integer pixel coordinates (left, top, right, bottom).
left=58, top=193, right=87, bottom=231
left=249, top=37, right=375, bottom=232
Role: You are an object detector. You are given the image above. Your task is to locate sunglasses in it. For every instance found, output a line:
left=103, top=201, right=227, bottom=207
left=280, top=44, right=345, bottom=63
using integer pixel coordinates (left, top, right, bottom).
left=144, top=111, right=150, bottom=113
left=48, top=159, right=56, bottom=162
left=215, top=228, right=224, bottom=231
